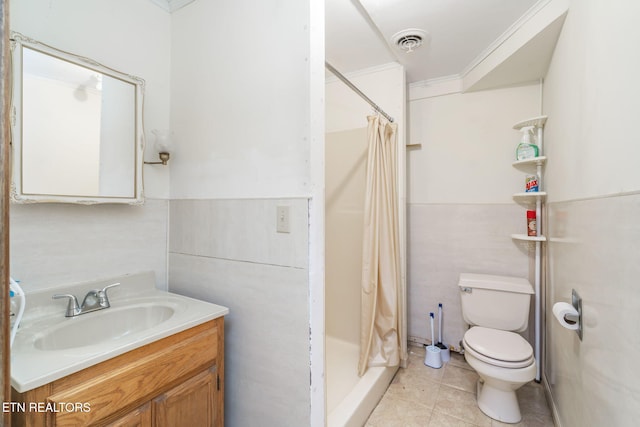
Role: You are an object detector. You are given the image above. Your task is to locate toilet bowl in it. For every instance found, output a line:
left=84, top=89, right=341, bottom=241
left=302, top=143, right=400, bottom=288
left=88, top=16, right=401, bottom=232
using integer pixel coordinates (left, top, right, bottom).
left=463, top=326, right=536, bottom=423
left=457, top=273, right=536, bottom=424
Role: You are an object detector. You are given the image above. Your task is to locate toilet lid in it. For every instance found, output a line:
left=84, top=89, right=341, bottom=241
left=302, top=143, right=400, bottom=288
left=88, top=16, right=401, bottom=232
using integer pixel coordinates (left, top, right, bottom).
left=464, top=327, right=533, bottom=368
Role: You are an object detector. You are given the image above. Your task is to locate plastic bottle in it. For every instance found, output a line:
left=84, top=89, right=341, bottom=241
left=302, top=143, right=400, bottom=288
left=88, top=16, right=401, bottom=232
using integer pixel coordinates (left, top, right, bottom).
left=9, top=277, right=25, bottom=347
left=516, top=126, right=539, bottom=160
left=527, top=210, right=537, bottom=236
left=525, top=174, right=539, bottom=192
left=9, top=290, right=17, bottom=328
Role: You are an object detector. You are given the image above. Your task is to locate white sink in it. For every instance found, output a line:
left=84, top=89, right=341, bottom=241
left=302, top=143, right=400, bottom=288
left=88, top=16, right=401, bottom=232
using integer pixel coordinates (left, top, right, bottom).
left=11, top=271, right=229, bottom=393
left=34, top=304, right=176, bottom=351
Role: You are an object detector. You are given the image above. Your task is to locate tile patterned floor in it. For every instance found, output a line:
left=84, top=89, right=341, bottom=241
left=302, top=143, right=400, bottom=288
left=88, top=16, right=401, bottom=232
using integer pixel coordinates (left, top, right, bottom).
left=365, top=346, right=555, bottom=427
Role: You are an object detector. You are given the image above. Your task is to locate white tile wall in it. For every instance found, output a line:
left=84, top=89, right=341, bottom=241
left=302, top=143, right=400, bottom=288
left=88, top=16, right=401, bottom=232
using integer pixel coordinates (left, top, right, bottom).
left=10, top=199, right=169, bottom=291
left=407, top=203, right=530, bottom=350
left=168, top=198, right=311, bottom=427
left=546, top=193, right=640, bottom=427
left=169, top=198, right=308, bottom=268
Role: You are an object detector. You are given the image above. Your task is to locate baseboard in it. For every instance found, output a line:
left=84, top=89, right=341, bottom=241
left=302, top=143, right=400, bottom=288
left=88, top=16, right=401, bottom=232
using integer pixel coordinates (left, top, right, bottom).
left=542, top=372, right=562, bottom=427
left=408, top=336, right=463, bottom=353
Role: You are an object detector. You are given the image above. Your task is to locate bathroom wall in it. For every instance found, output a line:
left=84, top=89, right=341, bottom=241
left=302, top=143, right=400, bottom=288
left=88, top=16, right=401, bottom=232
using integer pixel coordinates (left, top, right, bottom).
left=542, top=0, right=640, bottom=425
left=407, top=83, right=539, bottom=350
left=168, top=198, right=310, bottom=426
left=9, top=0, right=171, bottom=290
left=168, top=2, right=312, bottom=199
left=166, top=1, right=323, bottom=426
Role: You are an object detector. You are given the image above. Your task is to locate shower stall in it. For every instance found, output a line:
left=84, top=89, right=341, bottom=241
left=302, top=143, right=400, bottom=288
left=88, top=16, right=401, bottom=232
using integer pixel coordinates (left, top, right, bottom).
left=324, top=63, right=406, bottom=426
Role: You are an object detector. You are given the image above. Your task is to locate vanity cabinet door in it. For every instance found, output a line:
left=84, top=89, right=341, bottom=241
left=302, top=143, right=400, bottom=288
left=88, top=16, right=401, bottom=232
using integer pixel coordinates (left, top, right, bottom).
left=105, top=403, right=151, bottom=427
left=152, top=367, right=218, bottom=427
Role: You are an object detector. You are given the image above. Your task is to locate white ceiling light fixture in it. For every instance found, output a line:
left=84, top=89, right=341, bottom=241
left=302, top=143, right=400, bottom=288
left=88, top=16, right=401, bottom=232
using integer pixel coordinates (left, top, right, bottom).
left=391, top=28, right=430, bottom=53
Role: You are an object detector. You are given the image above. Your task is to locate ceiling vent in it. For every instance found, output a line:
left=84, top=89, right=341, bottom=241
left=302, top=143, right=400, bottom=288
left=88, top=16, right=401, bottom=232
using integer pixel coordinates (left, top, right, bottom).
left=391, top=29, right=430, bottom=53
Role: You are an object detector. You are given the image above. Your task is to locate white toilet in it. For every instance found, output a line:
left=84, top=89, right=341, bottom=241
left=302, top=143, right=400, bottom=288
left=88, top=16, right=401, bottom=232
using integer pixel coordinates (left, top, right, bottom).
left=458, top=273, right=536, bottom=424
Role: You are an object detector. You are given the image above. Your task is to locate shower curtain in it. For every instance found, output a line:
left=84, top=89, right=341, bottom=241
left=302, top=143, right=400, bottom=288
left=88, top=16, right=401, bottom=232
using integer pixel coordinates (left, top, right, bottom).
left=358, top=115, right=405, bottom=376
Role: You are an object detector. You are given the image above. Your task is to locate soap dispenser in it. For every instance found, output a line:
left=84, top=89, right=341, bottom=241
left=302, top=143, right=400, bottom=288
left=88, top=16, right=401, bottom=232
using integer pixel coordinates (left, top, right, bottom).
left=516, top=126, right=539, bottom=160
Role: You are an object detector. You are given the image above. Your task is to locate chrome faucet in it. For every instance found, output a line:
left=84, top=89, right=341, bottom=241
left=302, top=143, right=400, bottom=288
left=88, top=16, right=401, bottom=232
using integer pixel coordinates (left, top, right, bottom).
left=52, top=283, right=120, bottom=317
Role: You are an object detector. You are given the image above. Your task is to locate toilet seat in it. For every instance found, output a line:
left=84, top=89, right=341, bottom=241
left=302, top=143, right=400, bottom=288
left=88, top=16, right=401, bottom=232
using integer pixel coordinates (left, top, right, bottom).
left=463, top=326, right=534, bottom=369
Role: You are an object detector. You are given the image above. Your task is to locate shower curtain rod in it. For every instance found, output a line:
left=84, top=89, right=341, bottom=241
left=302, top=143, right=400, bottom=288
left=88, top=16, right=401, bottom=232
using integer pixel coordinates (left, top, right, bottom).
left=325, top=61, right=394, bottom=123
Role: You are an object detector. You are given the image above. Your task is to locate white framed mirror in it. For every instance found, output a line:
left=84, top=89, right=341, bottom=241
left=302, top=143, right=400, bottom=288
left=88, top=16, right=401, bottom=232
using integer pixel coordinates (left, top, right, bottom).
left=9, top=32, right=145, bottom=204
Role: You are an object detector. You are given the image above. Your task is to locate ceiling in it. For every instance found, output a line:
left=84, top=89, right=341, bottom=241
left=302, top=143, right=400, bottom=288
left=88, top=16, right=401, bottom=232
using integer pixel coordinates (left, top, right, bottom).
left=326, top=0, right=542, bottom=84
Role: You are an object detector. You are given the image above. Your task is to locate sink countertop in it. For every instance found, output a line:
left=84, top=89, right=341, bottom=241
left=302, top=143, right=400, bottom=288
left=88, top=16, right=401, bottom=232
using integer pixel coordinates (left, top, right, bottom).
left=11, top=271, right=229, bottom=393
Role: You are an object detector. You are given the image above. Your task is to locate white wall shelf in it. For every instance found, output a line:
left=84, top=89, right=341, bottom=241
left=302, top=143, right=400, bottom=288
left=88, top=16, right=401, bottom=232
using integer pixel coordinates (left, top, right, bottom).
left=513, top=192, right=547, bottom=202
left=548, top=237, right=579, bottom=244
left=511, top=233, right=547, bottom=242
left=513, top=115, right=548, bottom=131
left=512, top=156, right=547, bottom=169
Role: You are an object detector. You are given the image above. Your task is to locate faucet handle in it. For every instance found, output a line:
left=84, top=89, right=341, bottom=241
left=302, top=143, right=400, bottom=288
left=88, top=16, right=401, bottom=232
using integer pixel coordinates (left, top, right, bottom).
left=100, top=282, right=121, bottom=293
left=98, top=282, right=120, bottom=306
left=52, top=294, right=80, bottom=317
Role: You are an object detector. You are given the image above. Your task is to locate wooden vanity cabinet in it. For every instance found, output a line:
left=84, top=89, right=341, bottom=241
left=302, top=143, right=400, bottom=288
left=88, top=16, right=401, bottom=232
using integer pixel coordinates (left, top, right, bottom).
left=11, top=317, right=224, bottom=427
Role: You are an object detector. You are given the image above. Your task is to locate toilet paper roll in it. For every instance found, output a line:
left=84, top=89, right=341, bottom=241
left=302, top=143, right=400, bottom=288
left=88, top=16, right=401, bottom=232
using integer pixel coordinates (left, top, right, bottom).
left=553, top=302, right=579, bottom=330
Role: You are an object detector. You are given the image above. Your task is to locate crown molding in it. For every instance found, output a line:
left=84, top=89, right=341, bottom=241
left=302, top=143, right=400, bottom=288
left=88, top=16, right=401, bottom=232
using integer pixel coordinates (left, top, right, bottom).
left=461, top=0, right=553, bottom=78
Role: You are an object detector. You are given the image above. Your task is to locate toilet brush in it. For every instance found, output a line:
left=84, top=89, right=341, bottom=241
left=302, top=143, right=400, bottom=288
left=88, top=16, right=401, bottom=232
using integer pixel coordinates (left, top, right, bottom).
left=438, top=303, right=443, bottom=345
left=431, top=311, right=436, bottom=345
left=436, top=303, right=450, bottom=362
left=424, top=312, right=442, bottom=368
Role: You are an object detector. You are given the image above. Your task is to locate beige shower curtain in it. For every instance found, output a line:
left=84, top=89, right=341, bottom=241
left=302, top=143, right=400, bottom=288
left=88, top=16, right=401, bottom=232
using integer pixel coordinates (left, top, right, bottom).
left=358, top=115, right=405, bottom=376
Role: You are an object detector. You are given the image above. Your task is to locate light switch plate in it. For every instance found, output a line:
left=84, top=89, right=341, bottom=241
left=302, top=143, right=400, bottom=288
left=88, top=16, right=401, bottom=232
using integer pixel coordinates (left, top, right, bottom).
left=276, top=206, right=290, bottom=233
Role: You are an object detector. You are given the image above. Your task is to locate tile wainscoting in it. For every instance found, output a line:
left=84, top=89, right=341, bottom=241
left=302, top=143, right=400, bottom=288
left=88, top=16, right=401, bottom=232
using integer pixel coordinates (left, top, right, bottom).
left=546, top=192, right=640, bottom=426
left=168, top=198, right=311, bottom=427
left=407, top=203, right=531, bottom=350
left=10, top=199, right=169, bottom=291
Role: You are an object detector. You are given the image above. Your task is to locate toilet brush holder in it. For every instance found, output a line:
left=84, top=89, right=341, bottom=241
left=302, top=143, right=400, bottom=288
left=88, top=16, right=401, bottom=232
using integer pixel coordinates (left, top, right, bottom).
left=424, top=345, right=442, bottom=369
left=436, top=343, right=450, bottom=362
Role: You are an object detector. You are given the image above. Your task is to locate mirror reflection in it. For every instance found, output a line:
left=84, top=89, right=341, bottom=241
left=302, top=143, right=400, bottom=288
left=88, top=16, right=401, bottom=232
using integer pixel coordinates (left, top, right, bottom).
left=10, top=33, right=145, bottom=204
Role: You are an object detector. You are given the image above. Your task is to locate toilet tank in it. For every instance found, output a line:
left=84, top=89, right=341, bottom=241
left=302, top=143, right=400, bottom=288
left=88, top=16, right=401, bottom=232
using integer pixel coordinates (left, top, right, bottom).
left=458, top=273, right=534, bottom=332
